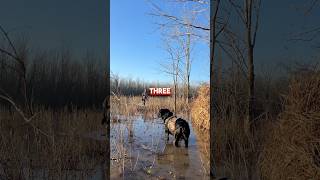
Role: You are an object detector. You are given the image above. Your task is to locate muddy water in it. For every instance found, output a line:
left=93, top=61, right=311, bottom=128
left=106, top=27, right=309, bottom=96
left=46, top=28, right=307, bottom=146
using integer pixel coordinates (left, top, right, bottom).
left=15, top=115, right=209, bottom=180
left=109, top=115, right=210, bottom=180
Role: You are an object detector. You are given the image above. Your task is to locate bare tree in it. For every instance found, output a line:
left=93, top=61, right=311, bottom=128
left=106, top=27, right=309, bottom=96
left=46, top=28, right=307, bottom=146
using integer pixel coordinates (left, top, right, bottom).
left=245, top=0, right=261, bottom=128
left=148, top=0, right=209, bottom=105
left=0, top=25, right=34, bottom=118
left=160, top=33, right=183, bottom=114
left=148, top=0, right=232, bottom=177
left=217, top=1, right=262, bottom=179
left=167, top=23, right=193, bottom=105
left=179, top=25, right=192, bottom=104
left=210, top=1, right=220, bottom=178
left=224, top=0, right=261, bottom=129
left=0, top=25, right=55, bottom=140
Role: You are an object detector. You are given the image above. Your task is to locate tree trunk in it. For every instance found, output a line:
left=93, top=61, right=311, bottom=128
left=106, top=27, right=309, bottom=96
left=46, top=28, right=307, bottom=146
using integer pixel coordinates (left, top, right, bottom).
left=185, top=33, right=191, bottom=104
left=248, top=44, right=254, bottom=127
left=245, top=1, right=256, bottom=179
left=174, top=82, right=177, bottom=114
left=245, top=0, right=255, bottom=130
left=210, top=0, right=220, bottom=178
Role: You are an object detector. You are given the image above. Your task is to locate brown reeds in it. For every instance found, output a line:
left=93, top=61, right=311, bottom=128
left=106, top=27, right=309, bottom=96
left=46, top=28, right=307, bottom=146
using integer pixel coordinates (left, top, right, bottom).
left=0, top=107, right=107, bottom=179
left=110, top=95, right=189, bottom=119
left=191, top=84, right=210, bottom=130
left=260, top=70, right=320, bottom=179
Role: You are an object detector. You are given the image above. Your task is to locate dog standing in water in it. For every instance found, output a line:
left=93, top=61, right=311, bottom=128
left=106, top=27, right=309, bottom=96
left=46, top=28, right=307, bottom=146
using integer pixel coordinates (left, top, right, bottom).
left=158, top=109, right=190, bottom=147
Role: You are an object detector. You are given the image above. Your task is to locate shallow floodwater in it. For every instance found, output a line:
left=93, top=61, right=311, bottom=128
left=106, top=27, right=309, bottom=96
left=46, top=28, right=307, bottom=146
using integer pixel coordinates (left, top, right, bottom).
left=109, top=114, right=210, bottom=180
left=11, top=114, right=209, bottom=180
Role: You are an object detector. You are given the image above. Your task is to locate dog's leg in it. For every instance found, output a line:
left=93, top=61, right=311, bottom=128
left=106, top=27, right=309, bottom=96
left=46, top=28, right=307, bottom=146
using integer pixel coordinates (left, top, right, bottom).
left=174, top=133, right=180, bottom=147
left=165, top=129, right=170, bottom=141
left=184, top=138, right=188, bottom=148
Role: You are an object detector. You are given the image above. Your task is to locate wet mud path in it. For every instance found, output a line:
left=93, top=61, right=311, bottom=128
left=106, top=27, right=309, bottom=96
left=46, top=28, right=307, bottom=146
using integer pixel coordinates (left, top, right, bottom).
left=108, top=114, right=209, bottom=180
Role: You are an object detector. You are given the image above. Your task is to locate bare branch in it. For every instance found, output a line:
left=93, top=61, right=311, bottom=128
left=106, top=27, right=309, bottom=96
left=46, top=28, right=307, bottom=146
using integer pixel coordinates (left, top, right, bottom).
left=0, top=48, right=18, bottom=60
left=288, top=26, right=320, bottom=42
left=170, top=0, right=209, bottom=5
left=0, top=25, right=18, bottom=57
left=147, top=0, right=209, bottom=31
left=304, top=0, right=320, bottom=15
left=227, top=0, right=246, bottom=24
left=215, top=4, right=231, bottom=39
left=0, top=95, right=36, bottom=123
left=0, top=25, right=26, bottom=76
left=0, top=91, right=43, bottom=139
left=252, top=0, right=262, bottom=46
left=149, top=12, right=210, bottom=31
left=217, top=41, right=248, bottom=80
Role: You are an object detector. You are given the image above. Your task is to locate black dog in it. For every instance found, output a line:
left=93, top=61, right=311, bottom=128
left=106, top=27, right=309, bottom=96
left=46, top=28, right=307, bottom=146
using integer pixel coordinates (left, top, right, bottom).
left=158, top=109, right=190, bottom=147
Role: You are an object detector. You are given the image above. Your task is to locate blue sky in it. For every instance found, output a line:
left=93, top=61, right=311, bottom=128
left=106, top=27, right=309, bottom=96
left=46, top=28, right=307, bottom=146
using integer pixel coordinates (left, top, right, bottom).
left=110, top=0, right=210, bottom=84
left=110, top=0, right=320, bottom=85
left=1, top=0, right=319, bottom=81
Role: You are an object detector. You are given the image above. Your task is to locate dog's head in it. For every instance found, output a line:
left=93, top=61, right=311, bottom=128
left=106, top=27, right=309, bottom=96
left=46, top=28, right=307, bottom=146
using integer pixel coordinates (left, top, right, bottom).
left=158, top=108, right=173, bottom=123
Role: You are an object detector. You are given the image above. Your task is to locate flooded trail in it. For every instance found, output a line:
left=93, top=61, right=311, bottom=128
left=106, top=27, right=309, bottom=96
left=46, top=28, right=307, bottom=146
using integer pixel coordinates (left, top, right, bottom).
left=17, top=114, right=209, bottom=180
left=109, top=114, right=210, bottom=180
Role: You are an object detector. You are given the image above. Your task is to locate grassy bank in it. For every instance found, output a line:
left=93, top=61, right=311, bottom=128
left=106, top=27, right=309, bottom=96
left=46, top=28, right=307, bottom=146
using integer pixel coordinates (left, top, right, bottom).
left=190, top=69, right=320, bottom=179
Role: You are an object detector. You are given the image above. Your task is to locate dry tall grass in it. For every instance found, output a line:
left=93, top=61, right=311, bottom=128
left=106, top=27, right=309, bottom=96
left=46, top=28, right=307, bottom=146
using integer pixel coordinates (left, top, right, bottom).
left=191, top=82, right=260, bottom=178
left=188, top=84, right=211, bottom=176
left=260, top=70, right=320, bottom=179
left=191, top=84, right=210, bottom=130
left=0, top=107, right=107, bottom=179
left=110, top=95, right=189, bottom=119
left=190, top=69, right=320, bottom=179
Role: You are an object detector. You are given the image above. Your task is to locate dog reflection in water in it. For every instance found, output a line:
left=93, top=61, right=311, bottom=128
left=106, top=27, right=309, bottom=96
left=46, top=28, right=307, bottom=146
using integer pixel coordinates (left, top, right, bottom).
left=157, top=143, right=190, bottom=178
